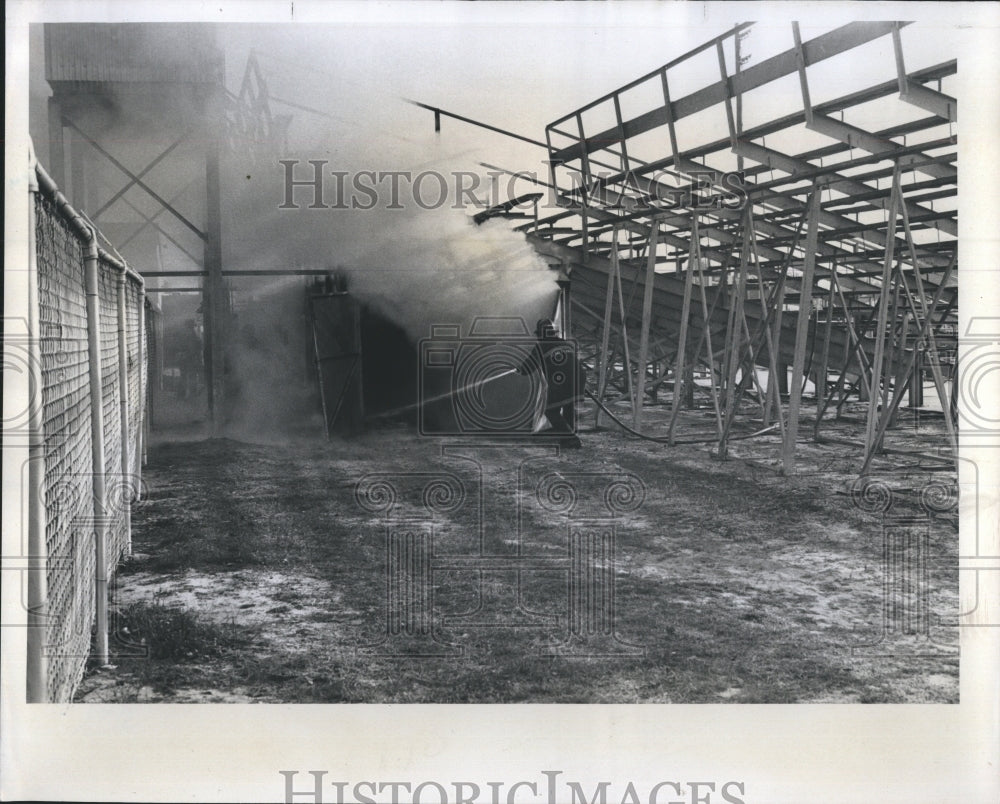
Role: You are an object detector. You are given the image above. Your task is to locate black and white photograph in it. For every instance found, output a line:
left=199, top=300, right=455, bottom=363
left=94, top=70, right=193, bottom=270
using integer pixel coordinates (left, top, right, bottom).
left=3, top=1, right=998, bottom=802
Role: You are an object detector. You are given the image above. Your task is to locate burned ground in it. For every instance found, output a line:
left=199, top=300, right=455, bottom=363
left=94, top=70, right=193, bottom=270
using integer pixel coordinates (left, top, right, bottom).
left=76, top=402, right=959, bottom=704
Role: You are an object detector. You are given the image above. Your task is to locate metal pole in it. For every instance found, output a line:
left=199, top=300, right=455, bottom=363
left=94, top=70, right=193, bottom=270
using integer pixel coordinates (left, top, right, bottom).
left=898, top=198, right=957, bottom=451
left=815, top=276, right=835, bottom=414
left=70, top=126, right=87, bottom=211
left=883, top=279, right=901, bottom=430
left=84, top=228, right=110, bottom=666
left=909, top=347, right=924, bottom=408
left=859, top=255, right=956, bottom=475
left=116, top=269, right=132, bottom=557
left=718, top=210, right=750, bottom=460
left=667, top=215, right=699, bottom=444
left=891, top=309, right=910, bottom=428
left=863, top=167, right=902, bottom=468
left=746, top=208, right=787, bottom=446
left=782, top=185, right=821, bottom=474
left=204, top=87, right=226, bottom=433
left=46, top=98, right=66, bottom=186
left=762, top=208, right=808, bottom=433
left=633, top=219, right=660, bottom=431
left=831, top=274, right=874, bottom=401
left=26, top=155, right=48, bottom=702
left=594, top=228, right=618, bottom=428
left=136, top=290, right=146, bottom=482
left=614, top=256, right=634, bottom=405
left=155, top=310, right=164, bottom=429
left=695, top=255, right=724, bottom=437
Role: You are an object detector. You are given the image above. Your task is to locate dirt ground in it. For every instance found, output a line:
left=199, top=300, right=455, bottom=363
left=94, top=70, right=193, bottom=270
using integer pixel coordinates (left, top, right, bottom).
left=76, top=400, right=959, bottom=703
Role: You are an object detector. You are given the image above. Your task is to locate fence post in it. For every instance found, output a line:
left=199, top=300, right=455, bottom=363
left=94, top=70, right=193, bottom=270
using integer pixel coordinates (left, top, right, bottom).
left=83, top=227, right=110, bottom=666
left=136, top=287, right=146, bottom=487
left=116, top=268, right=132, bottom=557
left=26, top=153, right=48, bottom=703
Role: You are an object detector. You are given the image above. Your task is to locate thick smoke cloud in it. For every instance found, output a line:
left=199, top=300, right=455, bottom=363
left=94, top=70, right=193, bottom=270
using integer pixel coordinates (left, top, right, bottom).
left=220, top=140, right=559, bottom=436
left=225, top=171, right=559, bottom=342
left=31, top=22, right=563, bottom=436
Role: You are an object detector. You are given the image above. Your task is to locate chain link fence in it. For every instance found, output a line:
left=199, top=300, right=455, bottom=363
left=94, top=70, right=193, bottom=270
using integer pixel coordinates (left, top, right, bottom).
left=28, top=160, right=152, bottom=703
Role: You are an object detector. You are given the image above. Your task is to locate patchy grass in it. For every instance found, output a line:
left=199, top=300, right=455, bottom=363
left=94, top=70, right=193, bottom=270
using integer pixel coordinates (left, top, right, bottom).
left=113, top=600, right=249, bottom=660
left=76, top=407, right=959, bottom=704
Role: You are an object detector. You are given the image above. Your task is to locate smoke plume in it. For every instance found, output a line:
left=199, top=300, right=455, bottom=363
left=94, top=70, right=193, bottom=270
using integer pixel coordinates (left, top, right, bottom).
left=220, top=149, right=560, bottom=434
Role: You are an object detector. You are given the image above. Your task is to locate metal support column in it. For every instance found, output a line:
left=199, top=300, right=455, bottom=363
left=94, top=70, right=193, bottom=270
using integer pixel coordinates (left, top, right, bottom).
left=667, top=214, right=699, bottom=444
left=595, top=229, right=618, bottom=428
left=116, top=269, right=132, bottom=556
left=69, top=127, right=87, bottom=211
left=203, top=87, right=226, bottom=432
left=718, top=210, right=750, bottom=460
left=633, top=219, right=660, bottom=431
left=46, top=97, right=65, bottom=186
left=782, top=185, right=821, bottom=474
left=863, top=168, right=902, bottom=469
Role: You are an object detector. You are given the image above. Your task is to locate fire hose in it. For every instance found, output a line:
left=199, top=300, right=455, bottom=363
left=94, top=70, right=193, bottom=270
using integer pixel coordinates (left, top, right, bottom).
left=370, top=369, right=780, bottom=446
left=583, top=388, right=780, bottom=445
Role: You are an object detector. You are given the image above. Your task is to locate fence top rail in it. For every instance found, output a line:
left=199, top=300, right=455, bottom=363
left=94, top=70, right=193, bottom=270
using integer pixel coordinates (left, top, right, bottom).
left=98, top=252, right=145, bottom=289
left=30, top=139, right=144, bottom=291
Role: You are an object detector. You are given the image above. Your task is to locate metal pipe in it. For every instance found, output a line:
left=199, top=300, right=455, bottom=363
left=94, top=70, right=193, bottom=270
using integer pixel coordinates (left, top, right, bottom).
left=116, top=266, right=132, bottom=557
left=83, top=224, right=110, bottom=666
left=137, top=291, right=146, bottom=482
left=35, top=160, right=95, bottom=242
left=26, top=146, right=48, bottom=703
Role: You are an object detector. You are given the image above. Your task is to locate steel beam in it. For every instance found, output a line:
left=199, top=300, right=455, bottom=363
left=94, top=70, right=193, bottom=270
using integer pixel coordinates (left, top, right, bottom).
left=862, top=169, right=903, bottom=469
left=782, top=186, right=821, bottom=474
left=667, top=215, right=699, bottom=443
left=633, top=220, right=660, bottom=429
left=94, top=131, right=190, bottom=219
left=718, top=209, right=750, bottom=460
left=594, top=227, right=619, bottom=428
left=892, top=24, right=957, bottom=123
left=550, top=22, right=903, bottom=165
left=62, top=116, right=207, bottom=241
left=859, top=252, right=956, bottom=474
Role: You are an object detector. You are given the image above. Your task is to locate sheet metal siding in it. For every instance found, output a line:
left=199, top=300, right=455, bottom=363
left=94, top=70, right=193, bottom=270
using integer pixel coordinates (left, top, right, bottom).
left=45, top=23, right=222, bottom=85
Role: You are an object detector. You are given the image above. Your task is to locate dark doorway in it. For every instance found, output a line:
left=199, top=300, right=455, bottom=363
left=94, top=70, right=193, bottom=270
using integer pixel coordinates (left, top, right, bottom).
left=360, top=306, right=418, bottom=422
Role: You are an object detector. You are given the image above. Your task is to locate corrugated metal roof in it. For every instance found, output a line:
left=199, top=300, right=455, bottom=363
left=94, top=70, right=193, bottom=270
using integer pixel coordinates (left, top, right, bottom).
left=45, top=23, right=223, bottom=85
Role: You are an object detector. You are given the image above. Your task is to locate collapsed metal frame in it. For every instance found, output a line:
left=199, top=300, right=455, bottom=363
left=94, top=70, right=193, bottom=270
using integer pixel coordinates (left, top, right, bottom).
left=521, top=21, right=958, bottom=475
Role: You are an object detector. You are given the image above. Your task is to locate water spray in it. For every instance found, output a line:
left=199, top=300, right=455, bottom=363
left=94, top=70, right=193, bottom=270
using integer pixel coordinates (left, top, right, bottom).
left=369, top=367, right=519, bottom=421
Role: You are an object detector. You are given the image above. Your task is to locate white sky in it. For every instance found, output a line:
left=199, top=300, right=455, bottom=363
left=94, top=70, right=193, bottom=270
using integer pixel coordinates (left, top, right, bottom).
left=22, top=4, right=970, bottom=211
left=213, top=14, right=964, bottom=183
